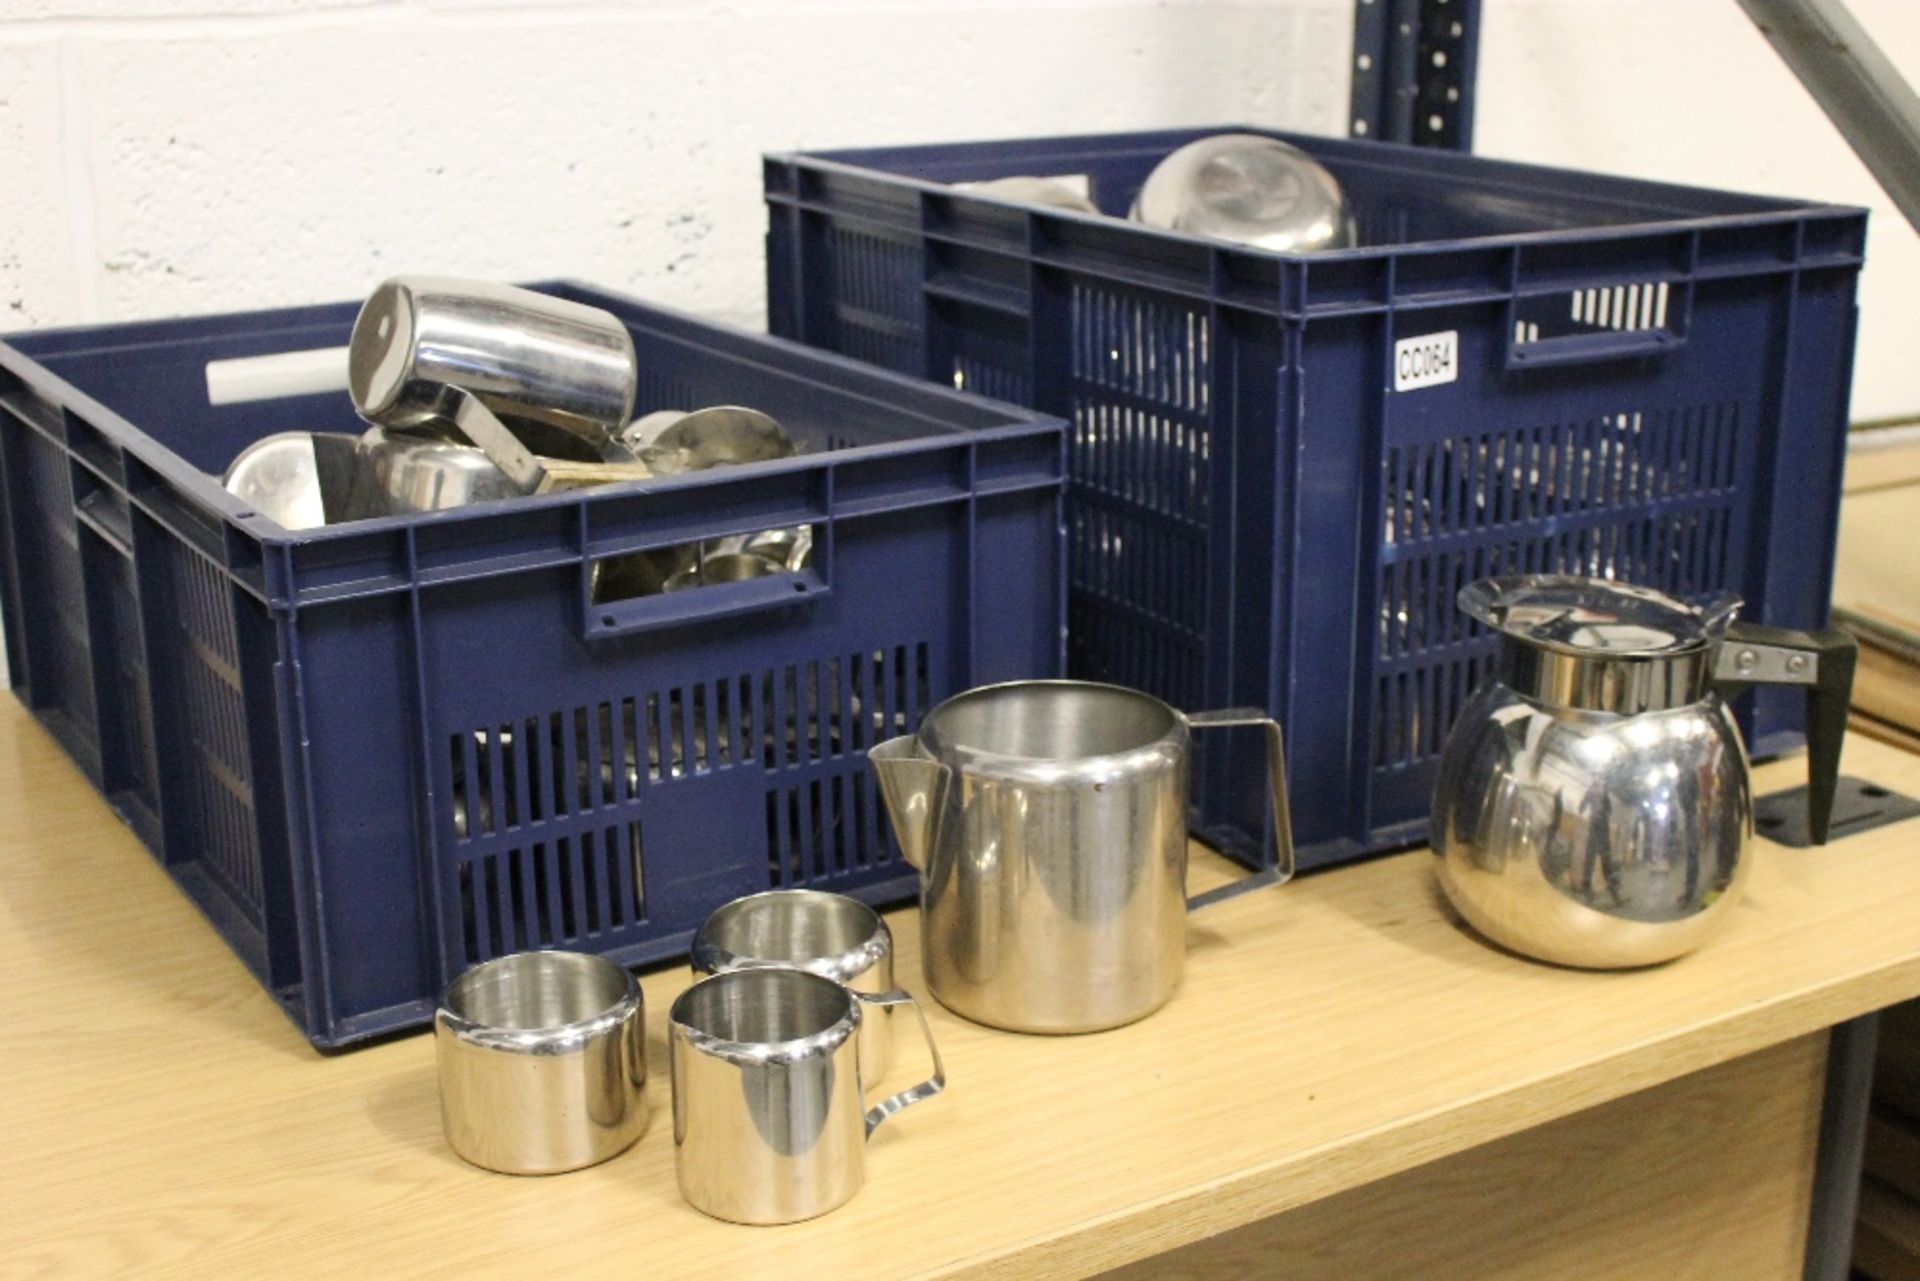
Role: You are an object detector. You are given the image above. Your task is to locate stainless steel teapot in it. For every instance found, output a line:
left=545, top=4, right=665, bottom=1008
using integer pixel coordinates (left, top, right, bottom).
left=1431, top=576, right=1855, bottom=968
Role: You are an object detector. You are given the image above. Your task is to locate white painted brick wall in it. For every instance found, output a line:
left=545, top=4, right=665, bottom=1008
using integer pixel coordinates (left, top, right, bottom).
left=0, top=0, right=1354, bottom=333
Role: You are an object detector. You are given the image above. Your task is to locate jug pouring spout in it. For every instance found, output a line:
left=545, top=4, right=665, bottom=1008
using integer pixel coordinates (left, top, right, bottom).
left=868, top=736, right=949, bottom=871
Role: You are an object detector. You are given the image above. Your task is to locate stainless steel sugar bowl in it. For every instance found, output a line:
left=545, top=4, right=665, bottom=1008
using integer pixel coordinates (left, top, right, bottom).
left=1431, top=576, right=1855, bottom=969
left=434, top=950, right=648, bottom=1175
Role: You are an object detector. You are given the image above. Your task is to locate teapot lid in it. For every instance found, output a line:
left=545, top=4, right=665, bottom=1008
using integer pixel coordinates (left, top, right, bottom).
left=1459, top=576, right=1741, bottom=658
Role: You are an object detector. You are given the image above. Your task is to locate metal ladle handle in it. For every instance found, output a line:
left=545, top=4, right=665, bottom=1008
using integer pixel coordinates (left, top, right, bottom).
left=1185, top=708, right=1296, bottom=908
left=444, top=386, right=546, bottom=493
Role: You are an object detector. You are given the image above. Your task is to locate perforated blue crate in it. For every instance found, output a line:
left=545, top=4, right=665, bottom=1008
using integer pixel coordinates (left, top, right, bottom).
left=0, top=283, right=1065, bottom=1048
left=765, top=125, right=1866, bottom=870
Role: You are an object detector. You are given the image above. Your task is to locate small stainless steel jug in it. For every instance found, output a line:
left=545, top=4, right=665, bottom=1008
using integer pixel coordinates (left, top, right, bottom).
left=669, top=968, right=944, bottom=1225
left=1432, top=576, right=1856, bottom=968
left=690, top=889, right=900, bottom=1083
left=869, top=679, right=1293, bottom=1034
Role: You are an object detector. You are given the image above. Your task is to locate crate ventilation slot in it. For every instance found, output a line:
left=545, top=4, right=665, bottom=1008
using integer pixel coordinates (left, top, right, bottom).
left=829, top=226, right=921, bottom=375
left=171, top=540, right=261, bottom=913
left=1059, top=284, right=1216, bottom=715
left=1067, top=598, right=1205, bottom=714
left=1374, top=651, right=1497, bottom=769
left=633, top=369, right=693, bottom=420
left=950, top=352, right=1026, bottom=403
left=17, top=431, right=98, bottom=758
left=766, top=641, right=932, bottom=887
left=1372, top=403, right=1741, bottom=772
left=1069, top=504, right=1208, bottom=640
left=450, top=642, right=933, bottom=841
left=1069, top=282, right=1211, bottom=416
left=458, top=825, right=646, bottom=964
left=1382, top=403, right=1740, bottom=548
left=1070, top=402, right=1211, bottom=523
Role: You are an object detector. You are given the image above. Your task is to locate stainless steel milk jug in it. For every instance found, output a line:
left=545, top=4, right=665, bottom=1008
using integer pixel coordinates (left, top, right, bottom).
left=869, top=679, right=1293, bottom=1033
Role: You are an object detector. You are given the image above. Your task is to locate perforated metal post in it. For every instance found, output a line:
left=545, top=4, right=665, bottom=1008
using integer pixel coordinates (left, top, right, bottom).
left=1350, top=0, right=1482, bottom=149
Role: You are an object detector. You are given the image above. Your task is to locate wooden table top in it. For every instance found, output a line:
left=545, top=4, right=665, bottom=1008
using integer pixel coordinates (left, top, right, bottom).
left=6, top=695, right=1920, bottom=1279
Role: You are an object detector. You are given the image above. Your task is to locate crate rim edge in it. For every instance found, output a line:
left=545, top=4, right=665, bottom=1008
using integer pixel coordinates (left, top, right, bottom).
left=766, top=125, right=1869, bottom=268
left=770, top=121, right=1866, bottom=216
left=0, top=281, right=1068, bottom=551
left=759, top=122, right=1866, bottom=878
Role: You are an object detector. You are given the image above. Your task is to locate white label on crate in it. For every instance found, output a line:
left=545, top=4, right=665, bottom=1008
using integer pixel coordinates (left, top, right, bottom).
left=1394, top=330, right=1458, bottom=392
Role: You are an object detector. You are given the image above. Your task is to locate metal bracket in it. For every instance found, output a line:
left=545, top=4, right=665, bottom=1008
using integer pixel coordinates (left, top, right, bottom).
left=1350, top=0, right=1482, bottom=150
left=1714, top=641, right=1820, bottom=686
left=1755, top=775, right=1920, bottom=849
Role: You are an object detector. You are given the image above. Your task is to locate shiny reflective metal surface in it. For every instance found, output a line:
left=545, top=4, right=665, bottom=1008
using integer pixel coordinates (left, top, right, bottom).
left=662, top=550, right=783, bottom=593
left=669, top=969, right=944, bottom=1225
left=591, top=545, right=698, bottom=603
left=619, top=408, right=689, bottom=454
left=1461, top=576, right=1739, bottom=714
left=869, top=679, right=1293, bottom=1033
left=1432, top=681, right=1752, bottom=968
left=349, top=426, right=522, bottom=516
left=636, top=405, right=795, bottom=475
left=690, top=890, right=897, bottom=1082
left=434, top=950, right=648, bottom=1175
left=222, top=431, right=360, bottom=530
left=1433, top=574, right=1847, bottom=968
left=742, top=525, right=814, bottom=572
left=1132, top=134, right=1354, bottom=252
left=347, top=276, right=638, bottom=489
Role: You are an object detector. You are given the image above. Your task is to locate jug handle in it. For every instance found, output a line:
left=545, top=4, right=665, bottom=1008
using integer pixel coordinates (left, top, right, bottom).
left=443, top=385, right=547, bottom=493
left=1184, top=708, right=1296, bottom=907
left=854, top=990, right=946, bottom=1139
left=1711, top=622, right=1858, bottom=844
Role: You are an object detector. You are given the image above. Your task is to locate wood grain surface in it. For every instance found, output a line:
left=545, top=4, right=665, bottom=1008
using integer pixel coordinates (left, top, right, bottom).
left=5, top=697, right=1920, bottom=1278
left=1837, top=439, right=1920, bottom=642
left=1102, top=1034, right=1827, bottom=1281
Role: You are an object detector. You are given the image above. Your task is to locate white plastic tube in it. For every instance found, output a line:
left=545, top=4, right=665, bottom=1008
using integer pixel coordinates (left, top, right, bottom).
left=204, top=346, right=349, bottom=405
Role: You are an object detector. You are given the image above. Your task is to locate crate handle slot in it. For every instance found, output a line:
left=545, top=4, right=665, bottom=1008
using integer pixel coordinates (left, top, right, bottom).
left=1505, top=280, right=1687, bottom=371
left=1505, top=327, right=1683, bottom=371
left=583, top=567, right=830, bottom=640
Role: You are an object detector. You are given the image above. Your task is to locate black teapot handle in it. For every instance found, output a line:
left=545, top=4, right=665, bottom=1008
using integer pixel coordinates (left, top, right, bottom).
left=1712, top=623, right=1858, bottom=844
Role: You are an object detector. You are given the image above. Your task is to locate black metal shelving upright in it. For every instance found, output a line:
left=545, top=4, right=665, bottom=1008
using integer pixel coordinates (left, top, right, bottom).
left=1349, top=0, right=1483, bottom=149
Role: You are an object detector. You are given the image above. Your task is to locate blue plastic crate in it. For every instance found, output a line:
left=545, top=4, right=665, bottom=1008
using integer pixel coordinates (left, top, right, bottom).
left=0, top=283, right=1066, bottom=1048
left=765, top=125, right=1867, bottom=871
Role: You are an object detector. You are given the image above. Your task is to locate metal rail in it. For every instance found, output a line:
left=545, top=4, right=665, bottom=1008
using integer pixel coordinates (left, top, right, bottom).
left=1740, top=0, right=1920, bottom=234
